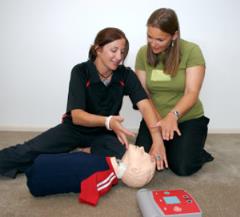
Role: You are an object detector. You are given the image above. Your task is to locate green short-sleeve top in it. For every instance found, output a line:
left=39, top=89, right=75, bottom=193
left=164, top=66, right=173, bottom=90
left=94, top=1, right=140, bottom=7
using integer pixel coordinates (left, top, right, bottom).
left=135, top=39, right=205, bottom=122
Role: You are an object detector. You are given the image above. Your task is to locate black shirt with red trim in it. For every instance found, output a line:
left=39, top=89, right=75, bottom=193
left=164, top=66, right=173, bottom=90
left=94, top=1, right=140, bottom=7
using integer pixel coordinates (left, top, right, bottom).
left=64, top=60, right=148, bottom=133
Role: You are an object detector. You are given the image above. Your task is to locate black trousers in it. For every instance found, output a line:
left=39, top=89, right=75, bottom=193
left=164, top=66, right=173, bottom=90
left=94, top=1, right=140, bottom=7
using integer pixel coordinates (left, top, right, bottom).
left=135, top=116, right=213, bottom=176
left=0, top=122, right=125, bottom=178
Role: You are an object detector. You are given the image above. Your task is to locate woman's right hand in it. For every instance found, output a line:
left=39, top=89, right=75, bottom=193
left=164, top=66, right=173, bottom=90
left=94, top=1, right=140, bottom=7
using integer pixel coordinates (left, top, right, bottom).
left=109, top=116, right=136, bottom=149
left=149, top=142, right=168, bottom=170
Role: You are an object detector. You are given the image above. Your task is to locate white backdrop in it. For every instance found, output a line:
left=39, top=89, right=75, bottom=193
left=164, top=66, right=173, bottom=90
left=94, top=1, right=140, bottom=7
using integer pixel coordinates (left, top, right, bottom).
left=0, top=0, right=240, bottom=132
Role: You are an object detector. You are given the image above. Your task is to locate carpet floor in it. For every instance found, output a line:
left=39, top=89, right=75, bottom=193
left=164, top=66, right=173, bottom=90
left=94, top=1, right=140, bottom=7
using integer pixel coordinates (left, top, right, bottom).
left=0, top=132, right=239, bottom=217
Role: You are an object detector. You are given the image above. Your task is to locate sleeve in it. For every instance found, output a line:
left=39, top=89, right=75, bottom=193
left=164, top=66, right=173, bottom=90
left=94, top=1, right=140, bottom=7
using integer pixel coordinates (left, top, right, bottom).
left=124, top=68, right=148, bottom=107
left=66, top=64, right=87, bottom=113
left=79, top=173, right=100, bottom=206
left=186, top=44, right=205, bottom=68
left=135, top=46, right=147, bottom=71
left=79, top=170, right=118, bottom=206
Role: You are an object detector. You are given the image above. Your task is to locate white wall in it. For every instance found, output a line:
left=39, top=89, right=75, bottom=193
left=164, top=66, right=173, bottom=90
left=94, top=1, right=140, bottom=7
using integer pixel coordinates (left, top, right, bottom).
left=0, top=0, right=240, bottom=132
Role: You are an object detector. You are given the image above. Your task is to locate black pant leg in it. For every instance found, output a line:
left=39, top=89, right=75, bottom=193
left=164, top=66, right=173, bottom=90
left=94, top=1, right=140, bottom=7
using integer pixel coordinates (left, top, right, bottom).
left=166, top=116, right=212, bottom=176
left=91, top=132, right=126, bottom=159
left=135, top=119, right=152, bottom=152
left=0, top=123, right=88, bottom=178
left=135, top=117, right=213, bottom=176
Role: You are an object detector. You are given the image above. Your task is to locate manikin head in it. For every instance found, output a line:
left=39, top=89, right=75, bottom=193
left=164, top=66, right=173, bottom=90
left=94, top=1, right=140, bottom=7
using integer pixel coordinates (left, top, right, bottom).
left=111, top=144, right=156, bottom=188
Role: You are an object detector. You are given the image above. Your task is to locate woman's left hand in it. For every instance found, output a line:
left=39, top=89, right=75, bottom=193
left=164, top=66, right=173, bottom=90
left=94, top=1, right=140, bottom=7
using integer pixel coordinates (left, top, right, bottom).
left=154, top=113, right=181, bottom=140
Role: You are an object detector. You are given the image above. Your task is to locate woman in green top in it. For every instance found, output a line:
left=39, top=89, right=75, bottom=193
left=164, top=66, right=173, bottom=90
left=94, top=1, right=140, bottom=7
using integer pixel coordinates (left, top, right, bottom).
left=135, top=8, right=214, bottom=176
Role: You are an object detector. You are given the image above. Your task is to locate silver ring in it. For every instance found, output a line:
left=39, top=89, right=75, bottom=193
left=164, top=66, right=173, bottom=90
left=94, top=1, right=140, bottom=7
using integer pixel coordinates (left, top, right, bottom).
left=156, top=155, right=161, bottom=161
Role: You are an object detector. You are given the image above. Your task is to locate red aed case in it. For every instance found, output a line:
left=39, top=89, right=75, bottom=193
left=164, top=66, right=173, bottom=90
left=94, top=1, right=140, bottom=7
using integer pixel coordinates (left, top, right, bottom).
left=136, top=189, right=202, bottom=217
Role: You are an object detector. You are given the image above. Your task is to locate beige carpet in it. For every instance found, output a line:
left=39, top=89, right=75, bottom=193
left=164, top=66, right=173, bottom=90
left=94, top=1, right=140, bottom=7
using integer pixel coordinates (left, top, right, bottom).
left=0, top=132, right=239, bottom=217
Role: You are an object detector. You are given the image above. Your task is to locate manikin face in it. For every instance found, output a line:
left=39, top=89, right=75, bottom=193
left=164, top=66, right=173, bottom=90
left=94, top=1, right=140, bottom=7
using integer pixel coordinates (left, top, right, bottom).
left=147, top=26, right=176, bottom=54
left=123, top=145, right=155, bottom=168
left=121, top=144, right=156, bottom=188
left=95, top=38, right=126, bottom=74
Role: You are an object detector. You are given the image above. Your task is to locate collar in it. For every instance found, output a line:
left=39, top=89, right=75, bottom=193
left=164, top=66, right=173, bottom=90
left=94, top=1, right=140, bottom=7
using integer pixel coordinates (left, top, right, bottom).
left=115, top=159, right=127, bottom=179
left=86, top=60, right=101, bottom=84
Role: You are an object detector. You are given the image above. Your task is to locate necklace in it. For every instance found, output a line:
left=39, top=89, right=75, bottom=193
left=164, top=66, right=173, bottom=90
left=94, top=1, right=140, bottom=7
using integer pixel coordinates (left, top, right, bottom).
left=97, top=71, right=113, bottom=80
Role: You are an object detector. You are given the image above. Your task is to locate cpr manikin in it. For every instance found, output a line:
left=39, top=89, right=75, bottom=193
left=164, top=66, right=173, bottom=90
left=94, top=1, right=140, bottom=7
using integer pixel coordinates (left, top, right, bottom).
left=25, top=144, right=156, bottom=205
left=112, top=144, right=156, bottom=188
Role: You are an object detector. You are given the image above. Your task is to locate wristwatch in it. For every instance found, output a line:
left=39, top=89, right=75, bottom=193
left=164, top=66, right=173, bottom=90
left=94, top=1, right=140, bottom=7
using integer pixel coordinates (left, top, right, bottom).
left=172, top=110, right=180, bottom=120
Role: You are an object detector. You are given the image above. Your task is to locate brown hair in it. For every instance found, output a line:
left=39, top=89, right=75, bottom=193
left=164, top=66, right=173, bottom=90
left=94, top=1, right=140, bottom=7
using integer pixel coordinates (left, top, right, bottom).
left=147, top=8, right=180, bottom=76
left=88, top=27, right=129, bottom=62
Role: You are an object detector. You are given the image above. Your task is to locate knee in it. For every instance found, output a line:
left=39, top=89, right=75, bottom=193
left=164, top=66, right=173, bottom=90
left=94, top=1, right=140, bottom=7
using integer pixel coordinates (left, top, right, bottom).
left=170, top=160, right=201, bottom=176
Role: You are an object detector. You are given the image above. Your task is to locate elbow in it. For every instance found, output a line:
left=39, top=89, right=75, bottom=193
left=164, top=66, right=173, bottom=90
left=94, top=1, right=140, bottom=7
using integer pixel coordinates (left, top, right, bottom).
left=137, top=99, right=150, bottom=110
left=71, top=109, right=84, bottom=125
left=72, top=115, right=84, bottom=126
left=137, top=99, right=153, bottom=115
left=71, top=117, right=79, bottom=125
left=185, top=91, right=200, bottom=105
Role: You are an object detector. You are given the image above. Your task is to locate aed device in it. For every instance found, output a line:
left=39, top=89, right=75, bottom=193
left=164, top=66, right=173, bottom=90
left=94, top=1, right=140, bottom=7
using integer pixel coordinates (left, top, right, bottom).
left=136, top=189, right=202, bottom=217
